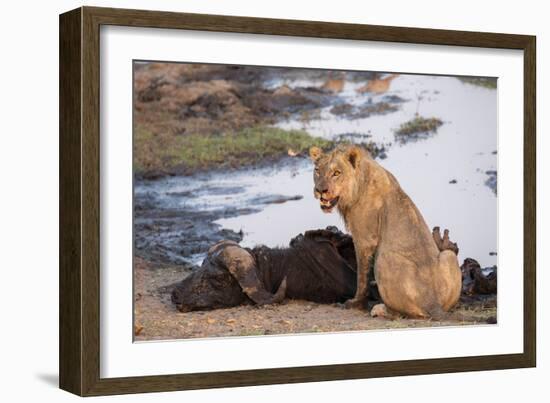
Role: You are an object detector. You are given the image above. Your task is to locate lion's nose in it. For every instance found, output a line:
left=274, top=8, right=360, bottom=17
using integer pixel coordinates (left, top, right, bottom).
left=315, top=187, right=328, bottom=196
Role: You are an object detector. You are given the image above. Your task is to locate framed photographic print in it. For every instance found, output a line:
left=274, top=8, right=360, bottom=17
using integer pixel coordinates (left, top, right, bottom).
left=59, top=6, right=536, bottom=396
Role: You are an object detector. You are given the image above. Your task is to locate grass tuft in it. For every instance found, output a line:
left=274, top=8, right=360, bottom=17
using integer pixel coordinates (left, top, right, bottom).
left=134, top=126, right=332, bottom=176
left=395, top=116, right=443, bottom=137
left=457, top=77, right=497, bottom=89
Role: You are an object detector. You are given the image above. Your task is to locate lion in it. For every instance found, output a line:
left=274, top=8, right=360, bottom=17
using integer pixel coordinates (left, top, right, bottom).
left=309, top=144, right=462, bottom=319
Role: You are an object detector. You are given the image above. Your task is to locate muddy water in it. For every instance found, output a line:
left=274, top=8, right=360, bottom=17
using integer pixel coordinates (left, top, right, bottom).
left=218, top=75, right=497, bottom=267
left=137, top=73, right=497, bottom=268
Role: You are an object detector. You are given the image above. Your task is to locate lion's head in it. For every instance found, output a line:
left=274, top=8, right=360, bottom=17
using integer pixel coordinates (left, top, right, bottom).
left=309, top=145, right=369, bottom=214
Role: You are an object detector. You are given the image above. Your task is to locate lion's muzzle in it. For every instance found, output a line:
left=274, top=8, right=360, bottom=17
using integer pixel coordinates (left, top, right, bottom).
left=320, top=196, right=339, bottom=213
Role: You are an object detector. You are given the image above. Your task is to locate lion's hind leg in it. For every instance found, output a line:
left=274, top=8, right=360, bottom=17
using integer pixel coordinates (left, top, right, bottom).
left=374, top=252, right=433, bottom=319
left=431, top=227, right=462, bottom=311
left=435, top=250, right=462, bottom=312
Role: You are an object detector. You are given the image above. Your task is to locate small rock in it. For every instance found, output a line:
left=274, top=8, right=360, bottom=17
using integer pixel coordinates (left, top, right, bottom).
left=449, top=179, right=458, bottom=184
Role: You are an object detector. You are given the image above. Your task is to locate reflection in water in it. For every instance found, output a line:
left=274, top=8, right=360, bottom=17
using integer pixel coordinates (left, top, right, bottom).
left=322, top=71, right=346, bottom=93
left=357, top=73, right=400, bottom=94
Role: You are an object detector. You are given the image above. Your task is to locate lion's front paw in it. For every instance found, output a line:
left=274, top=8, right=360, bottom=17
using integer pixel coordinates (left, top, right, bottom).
left=370, top=303, right=400, bottom=320
left=343, top=298, right=368, bottom=310
left=370, top=303, right=389, bottom=318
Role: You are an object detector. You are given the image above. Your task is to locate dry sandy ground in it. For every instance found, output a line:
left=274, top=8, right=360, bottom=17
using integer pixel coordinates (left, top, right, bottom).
left=134, top=258, right=496, bottom=342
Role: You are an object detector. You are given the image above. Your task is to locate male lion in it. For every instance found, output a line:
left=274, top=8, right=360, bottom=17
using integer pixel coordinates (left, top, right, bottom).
left=309, top=144, right=462, bottom=319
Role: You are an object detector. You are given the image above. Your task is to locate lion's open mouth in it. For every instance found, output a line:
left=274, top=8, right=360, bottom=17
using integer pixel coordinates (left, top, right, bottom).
left=320, top=196, right=339, bottom=213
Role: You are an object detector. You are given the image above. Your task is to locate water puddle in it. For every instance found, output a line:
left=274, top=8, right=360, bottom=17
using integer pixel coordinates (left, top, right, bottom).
left=136, top=73, right=497, bottom=268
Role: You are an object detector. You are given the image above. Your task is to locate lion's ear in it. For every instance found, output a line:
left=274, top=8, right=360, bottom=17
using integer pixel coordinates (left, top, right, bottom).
left=347, top=146, right=361, bottom=169
left=309, top=146, right=323, bottom=162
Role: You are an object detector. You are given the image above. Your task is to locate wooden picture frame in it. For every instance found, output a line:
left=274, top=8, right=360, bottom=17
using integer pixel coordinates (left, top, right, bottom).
left=59, top=6, right=536, bottom=396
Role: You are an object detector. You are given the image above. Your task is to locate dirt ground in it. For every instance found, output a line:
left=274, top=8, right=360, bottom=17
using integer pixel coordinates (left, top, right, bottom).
left=134, top=257, right=497, bottom=341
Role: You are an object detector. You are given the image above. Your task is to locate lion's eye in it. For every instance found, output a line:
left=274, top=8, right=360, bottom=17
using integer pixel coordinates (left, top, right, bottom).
left=332, top=170, right=341, bottom=177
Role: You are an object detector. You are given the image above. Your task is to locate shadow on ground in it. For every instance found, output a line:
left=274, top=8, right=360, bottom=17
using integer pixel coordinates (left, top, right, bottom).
left=35, top=373, right=58, bottom=388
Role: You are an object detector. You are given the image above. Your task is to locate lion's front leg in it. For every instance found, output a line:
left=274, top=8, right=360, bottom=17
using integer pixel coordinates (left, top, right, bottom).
left=344, top=245, right=375, bottom=310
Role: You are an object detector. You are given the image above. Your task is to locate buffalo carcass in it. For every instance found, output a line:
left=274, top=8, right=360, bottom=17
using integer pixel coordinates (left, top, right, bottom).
left=171, top=227, right=380, bottom=312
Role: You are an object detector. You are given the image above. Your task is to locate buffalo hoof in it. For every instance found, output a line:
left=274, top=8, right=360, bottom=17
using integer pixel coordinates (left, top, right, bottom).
left=432, top=226, right=459, bottom=255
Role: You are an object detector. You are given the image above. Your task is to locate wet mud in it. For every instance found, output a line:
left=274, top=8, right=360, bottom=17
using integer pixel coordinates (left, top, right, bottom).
left=135, top=64, right=390, bottom=140
left=485, top=170, right=497, bottom=195
left=134, top=165, right=306, bottom=266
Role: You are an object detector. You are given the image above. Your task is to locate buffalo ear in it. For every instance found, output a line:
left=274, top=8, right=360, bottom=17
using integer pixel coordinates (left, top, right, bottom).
left=309, top=146, right=323, bottom=162
left=347, top=146, right=361, bottom=169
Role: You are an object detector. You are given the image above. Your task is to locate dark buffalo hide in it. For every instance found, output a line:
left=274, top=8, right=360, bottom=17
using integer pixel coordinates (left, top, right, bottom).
left=461, top=258, right=497, bottom=295
left=172, top=227, right=377, bottom=312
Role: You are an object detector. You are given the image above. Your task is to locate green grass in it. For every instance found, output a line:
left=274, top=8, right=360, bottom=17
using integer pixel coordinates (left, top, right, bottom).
left=134, top=126, right=332, bottom=176
left=395, top=116, right=443, bottom=137
left=457, top=77, right=497, bottom=89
